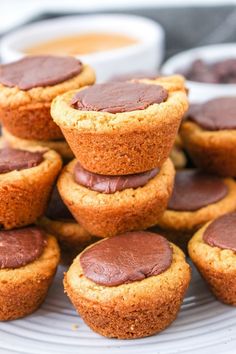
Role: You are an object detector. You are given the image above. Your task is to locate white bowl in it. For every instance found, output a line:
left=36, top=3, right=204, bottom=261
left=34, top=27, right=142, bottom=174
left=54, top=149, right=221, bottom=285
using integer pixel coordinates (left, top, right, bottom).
left=0, top=14, right=164, bottom=82
left=162, top=43, right=236, bottom=102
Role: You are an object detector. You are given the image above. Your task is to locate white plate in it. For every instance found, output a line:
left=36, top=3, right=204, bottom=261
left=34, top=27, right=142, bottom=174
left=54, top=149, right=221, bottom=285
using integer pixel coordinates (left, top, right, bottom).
left=0, top=264, right=235, bottom=354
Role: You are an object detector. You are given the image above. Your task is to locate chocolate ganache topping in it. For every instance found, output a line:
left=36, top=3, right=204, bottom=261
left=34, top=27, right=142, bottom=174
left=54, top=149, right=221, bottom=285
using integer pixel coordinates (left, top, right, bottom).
left=46, top=186, right=74, bottom=220
left=71, top=82, right=168, bottom=113
left=0, top=55, right=82, bottom=90
left=0, top=147, right=44, bottom=174
left=203, top=212, right=236, bottom=252
left=74, top=161, right=159, bottom=193
left=168, top=170, right=228, bottom=211
left=80, top=231, right=172, bottom=286
left=188, top=97, right=236, bottom=130
left=0, top=227, right=46, bottom=269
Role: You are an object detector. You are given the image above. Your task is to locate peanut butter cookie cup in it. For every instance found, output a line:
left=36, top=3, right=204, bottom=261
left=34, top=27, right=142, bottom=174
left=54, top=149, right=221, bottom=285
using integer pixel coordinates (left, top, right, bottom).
left=57, top=158, right=175, bottom=237
left=0, top=55, right=95, bottom=141
left=0, top=226, right=60, bottom=320
left=180, top=97, right=236, bottom=176
left=0, top=145, right=62, bottom=229
left=189, top=212, right=236, bottom=305
left=154, top=169, right=236, bottom=251
left=64, top=231, right=191, bottom=339
left=51, top=76, right=188, bottom=175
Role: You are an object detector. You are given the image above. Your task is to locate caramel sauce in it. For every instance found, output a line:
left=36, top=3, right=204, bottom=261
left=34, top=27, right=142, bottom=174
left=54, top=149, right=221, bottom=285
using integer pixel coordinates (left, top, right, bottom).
left=26, top=33, right=138, bottom=56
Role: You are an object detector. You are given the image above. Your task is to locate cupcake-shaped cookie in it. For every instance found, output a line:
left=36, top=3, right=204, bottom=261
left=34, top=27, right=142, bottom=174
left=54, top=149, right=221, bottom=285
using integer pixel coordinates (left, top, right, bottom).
left=0, top=55, right=95, bottom=141
left=180, top=97, right=236, bottom=176
left=0, top=145, right=62, bottom=229
left=39, top=186, right=99, bottom=264
left=51, top=76, right=188, bottom=175
left=57, top=158, right=175, bottom=237
left=2, top=127, right=74, bottom=162
left=154, top=169, right=236, bottom=251
left=0, top=226, right=60, bottom=320
left=64, top=231, right=191, bottom=339
left=189, top=212, right=236, bottom=305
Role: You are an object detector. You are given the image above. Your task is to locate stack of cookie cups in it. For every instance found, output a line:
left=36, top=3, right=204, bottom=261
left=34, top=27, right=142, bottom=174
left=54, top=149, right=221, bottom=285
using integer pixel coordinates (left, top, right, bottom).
left=0, top=55, right=98, bottom=266
left=0, top=54, right=95, bottom=320
left=0, top=143, right=62, bottom=320
left=51, top=75, right=191, bottom=338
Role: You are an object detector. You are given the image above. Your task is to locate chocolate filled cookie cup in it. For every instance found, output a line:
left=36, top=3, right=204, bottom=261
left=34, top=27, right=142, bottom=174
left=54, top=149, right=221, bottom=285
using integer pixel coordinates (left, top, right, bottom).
left=0, top=56, right=95, bottom=141
left=57, top=158, right=175, bottom=237
left=64, top=231, right=191, bottom=339
left=51, top=76, right=188, bottom=175
left=189, top=213, right=236, bottom=305
left=154, top=169, right=236, bottom=252
left=0, top=145, right=62, bottom=229
left=180, top=97, right=236, bottom=177
left=2, top=127, right=74, bottom=162
left=0, top=227, right=60, bottom=320
left=39, top=187, right=99, bottom=264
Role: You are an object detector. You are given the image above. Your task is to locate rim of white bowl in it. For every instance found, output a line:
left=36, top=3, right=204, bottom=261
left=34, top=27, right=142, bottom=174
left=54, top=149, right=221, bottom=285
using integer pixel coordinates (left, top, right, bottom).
left=162, top=43, right=236, bottom=89
left=0, top=14, right=165, bottom=64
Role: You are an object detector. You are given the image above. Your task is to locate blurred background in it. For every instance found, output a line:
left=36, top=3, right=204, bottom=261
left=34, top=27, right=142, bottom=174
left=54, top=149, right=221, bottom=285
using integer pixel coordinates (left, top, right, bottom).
left=1, top=0, right=236, bottom=100
left=1, top=0, right=236, bottom=55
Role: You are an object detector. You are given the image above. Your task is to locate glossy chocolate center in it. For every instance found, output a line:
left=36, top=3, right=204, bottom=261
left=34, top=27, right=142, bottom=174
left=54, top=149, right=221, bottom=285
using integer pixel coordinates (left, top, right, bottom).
left=0, top=55, right=82, bottom=90
left=189, top=97, right=236, bottom=130
left=46, top=186, right=74, bottom=220
left=74, top=161, right=159, bottom=193
left=80, top=231, right=172, bottom=286
left=0, top=227, right=46, bottom=269
left=0, top=147, right=44, bottom=174
left=71, top=82, right=168, bottom=113
left=203, top=212, right=236, bottom=252
left=168, top=170, right=228, bottom=211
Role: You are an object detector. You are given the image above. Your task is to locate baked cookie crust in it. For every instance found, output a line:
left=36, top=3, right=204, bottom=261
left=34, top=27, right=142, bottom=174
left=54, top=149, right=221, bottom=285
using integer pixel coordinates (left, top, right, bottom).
left=57, top=158, right=175, bottom=237
left=0, top=145, right=62, bottom=229
left=180, top=121, right=236, bottom=177
left=0, top=64, right=95, bottom=141
left=64, top=242, right=190, bottom=339
left=155, top=178, right=236, bottom=251
left=189, top=223, right=236, bottom=305
left=51, top=76, right=188, bottom=175
left=0, top=234, right=60, bottom=320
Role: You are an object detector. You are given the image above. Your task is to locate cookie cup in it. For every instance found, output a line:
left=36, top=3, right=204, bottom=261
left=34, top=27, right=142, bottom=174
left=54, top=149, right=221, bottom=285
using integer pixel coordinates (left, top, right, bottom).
left=2, top=127, right=73, bottom=162
left=180, top=121, right=236, bottom=177
left=51, top=76, right=188, bottom=175
left=0, top=234, right=60, bottom=320
left=64, top=242, right=190, bottom=339
left=189, top=223, right=236, bottom=305
left=155, top=178, right=236, bottom=251
left=0, top=64, right=95, bottom=141
left=57, top=158, right=175, bottom=237
left=0, top=146, right=62, bottom=229
left=39, top=217, right=98, bottom=264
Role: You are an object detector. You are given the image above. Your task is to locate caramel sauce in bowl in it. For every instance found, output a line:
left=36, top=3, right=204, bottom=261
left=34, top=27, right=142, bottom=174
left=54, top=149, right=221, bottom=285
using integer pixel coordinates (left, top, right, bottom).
left=26, top=33, right=138, bottom=56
